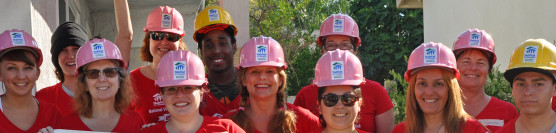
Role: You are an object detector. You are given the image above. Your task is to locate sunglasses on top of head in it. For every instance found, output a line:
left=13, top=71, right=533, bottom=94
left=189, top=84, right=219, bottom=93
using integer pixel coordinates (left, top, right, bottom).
left=150, top=32, right=181, bottom=42
left=321, top=93, right=359, bottom=107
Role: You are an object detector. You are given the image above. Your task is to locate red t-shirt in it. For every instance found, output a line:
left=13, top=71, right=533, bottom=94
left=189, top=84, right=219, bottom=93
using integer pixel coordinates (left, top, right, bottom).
left=552, top=96, right=555, bottom=111
left=392, top=118, right=488, bottom=133
left=200, top=85, right=242, bottom=117
left=307, top=128, right=370, bottom=133
left=36, top=82, right=74, bottom=116
left=474, top=97, right=519, bottom=132
left=0, top=99, right=61, bottom=133
left=223, top=103, right=320, bottom=133
left=293, top=79, right=394, bottom=132
left=55, top=110, right=143, bottom=133
left=496, top=118, right=556, bottom=133
left=141, top=116, right=246, bottom=133
left=130, top=67, right=169, bottom=124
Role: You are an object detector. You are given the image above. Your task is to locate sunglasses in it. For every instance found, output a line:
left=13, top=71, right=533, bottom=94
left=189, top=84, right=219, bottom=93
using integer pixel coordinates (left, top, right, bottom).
left=150, top=32, right=181, bottom=42
left=84, top=68, right=120, bottom=79
left=321, top=93, right=359, bottom=107
left=161, top=86, right=199, bottom=95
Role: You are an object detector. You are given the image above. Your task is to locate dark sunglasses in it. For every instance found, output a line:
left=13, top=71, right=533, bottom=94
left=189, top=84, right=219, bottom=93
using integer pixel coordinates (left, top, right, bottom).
left=321, top=93, right=359, bottom=107
left=150, top=32, right=181, bottom=42
left=84, top=68, right=120, bottom=79
left=161, top=86, right=198, bottom=95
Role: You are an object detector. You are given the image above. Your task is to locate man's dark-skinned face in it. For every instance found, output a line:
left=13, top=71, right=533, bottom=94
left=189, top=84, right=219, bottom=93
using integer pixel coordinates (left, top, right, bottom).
left=201, top=30, right=237, bottom=73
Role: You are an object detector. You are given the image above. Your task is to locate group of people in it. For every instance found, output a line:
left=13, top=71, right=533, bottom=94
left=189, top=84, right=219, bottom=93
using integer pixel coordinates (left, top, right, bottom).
left=0, top=1, right=555, bottom=133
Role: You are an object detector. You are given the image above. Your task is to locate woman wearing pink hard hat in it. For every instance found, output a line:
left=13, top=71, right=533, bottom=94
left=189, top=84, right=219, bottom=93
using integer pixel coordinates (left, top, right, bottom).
left=226, top=36, right=319, bottom=133
left=452, top=29, right=518, bottom=132
left=306, top=50, right=368, bottom=133
left=130, top=6, right=188, bottom=124
left=0, top=29, right=61, bottom=133
left=141, top=49, right=245, bottom=133
left=50, top=38, right=142, bottom=132
left=393, top=42, right=488, bottom=133
left=294, top=13, right=394, bottom=133
left=36, top=0, right=134, bottom=117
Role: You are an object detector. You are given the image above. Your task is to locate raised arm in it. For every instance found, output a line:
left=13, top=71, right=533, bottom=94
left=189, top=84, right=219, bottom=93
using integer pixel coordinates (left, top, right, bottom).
left=114, top=0, right=132, bottom=66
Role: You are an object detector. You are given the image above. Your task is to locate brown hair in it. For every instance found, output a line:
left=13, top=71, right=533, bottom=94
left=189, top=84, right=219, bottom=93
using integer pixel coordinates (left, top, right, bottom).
left=405, top=69, right=470, bottom=133
left=231, top=67, right=297, bottom=133
left=141, top=32, right=188, bottom=62
left=74, top=60, right=135, bottom=118
left=317, top=86, right=362, bottom=128
left=0, top=49, right=38, bottom=67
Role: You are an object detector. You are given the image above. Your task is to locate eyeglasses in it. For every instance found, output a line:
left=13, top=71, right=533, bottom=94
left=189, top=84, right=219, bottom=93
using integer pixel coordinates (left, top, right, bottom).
left=321, top=93, right=359, bottom=107
left=324, top=43, right=354, bottom=51
left=150, top=32, right=181, bottom=42
left=161, top=86, right=199, bottom=95
left=84, top=68, right=120, bottom=79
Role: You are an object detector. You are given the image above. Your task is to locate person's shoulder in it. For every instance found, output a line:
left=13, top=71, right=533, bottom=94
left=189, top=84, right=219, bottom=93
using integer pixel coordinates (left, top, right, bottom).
left=464, top=118, right=489, bottom=132
left=392, top=121, right=407, bottom=133
left=36, top=83, right=62, bottom=97
left=495, top=118, right=517, bottom=133
left=140, top=121, right=167, bottom=133
left=287, top=103, right=312, bottom=115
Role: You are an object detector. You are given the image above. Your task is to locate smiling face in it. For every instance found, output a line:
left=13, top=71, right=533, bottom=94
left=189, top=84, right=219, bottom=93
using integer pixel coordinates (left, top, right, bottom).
left=456, top=49, right=489, bottom=90
left=149, top=32, right=181, bottom=63
left=242, top=66, right=283, bottom=99
left=58, top=46, right=79, bottom=77
left=414, top=68, right=449, bottom=115
left=512, top=72, right=556, bottom=116
left=0, top=52, right=40, bottom=97
left=84, top=60, right=120, bottom=101
left=200, top=30, right=236, bottom=73
left=162, top=85, right=202, bottom=117
left=319, top=85, right=360, bottom=130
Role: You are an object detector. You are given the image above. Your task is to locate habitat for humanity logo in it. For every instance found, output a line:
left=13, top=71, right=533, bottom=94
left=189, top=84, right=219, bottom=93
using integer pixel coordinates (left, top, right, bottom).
left=91, top=42, right=106, bottom=58
left=161, top=14, right=172, bottom=28
left=209, top=9, right=220, bottom=21
left=174, top=61, right=187, bottom=80
left=469, top=32, right=481, bottom=46
left=523, top=46, right=539, bottom=63
left=256, top=45, right=268, bottom=61
left=424, top=47, right=437, bottom=63
left=10, top=32, right=25, bottom=45
left=331, top=61, right=344, bottom=80
left=333, top=19, right=344, bottom=32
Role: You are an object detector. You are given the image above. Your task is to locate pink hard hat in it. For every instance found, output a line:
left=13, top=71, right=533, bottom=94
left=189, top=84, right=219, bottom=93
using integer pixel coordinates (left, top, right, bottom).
left=317, top=13, right=361, bottom=47
left=76, top=38, right=126, bottom=73
left=0, top=29, right=43, bottom=67
left=239, top=36, right=287, bottom=69
left=405, top=42, right=459, bottom=82
left=313, top=49, right=364, bottom=87
left=144, top=6, right=185, bottom=36
left=453, top=28, right=496, bottom=64
left=156, top=50, right=207, bottom=87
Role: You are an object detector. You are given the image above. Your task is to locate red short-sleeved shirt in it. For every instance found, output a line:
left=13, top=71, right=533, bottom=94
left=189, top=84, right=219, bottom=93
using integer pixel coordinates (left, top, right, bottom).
left=552, top=96, right=555, bottom=111
left=307, top=128, right=370, bottom=133
left=55, top=110, right=144, bottom=133
left=223, top=103, right=320, bottom=133
left=293, top=79, right=394, bottom=132
left=393, top=118, right=488, bottom=133
left=0, top=99, right=61, bottom=133
left=130, top=67, right=169, bottom=124
left=141, top=116, right=246, bottom=133
left=474, top=97, right=519, bottom=132
left=496, top=118, right=556, bottom=133
left=36, top=82, right=74, bottom=116
left=200, top=85, right=242, bottom=117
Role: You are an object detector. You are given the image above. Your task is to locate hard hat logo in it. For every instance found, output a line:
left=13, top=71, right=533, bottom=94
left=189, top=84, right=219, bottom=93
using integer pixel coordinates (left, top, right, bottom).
left=331, top=61, right=345, bottom=80
left=173, top=61, right=187, bottom=80
left=469, top=32, right=481, bottom=46
left=256, top=45, right=268, bottom=61
left=523, top=46, right=539, bottom=63
left=91, top=42, right=106, bottom=58
left=333, top=19, right=344, bottom=32
left=10, top=32, right=25, bottom=45
left=208, top=9, right=220, bottom=21
left=161, top=14, right=172, bottom=28
left=424, top=47, right=438, bottom=63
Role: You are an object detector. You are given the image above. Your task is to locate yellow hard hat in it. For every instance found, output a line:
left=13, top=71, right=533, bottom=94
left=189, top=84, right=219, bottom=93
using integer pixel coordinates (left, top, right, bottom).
left=504, top=39, right=556, bottom=83
left=193, top=6, right=237, bottom=43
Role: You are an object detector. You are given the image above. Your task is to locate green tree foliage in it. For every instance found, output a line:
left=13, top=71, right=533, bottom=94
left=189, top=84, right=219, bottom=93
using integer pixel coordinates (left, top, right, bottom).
left=350, top=0, right=423, bottom=84
left=249, top=0, right=350, bottom=95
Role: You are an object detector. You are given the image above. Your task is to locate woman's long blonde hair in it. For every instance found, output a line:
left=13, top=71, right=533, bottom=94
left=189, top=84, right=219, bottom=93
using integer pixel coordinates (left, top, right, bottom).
left=405, top=69, right=470, bottom=133
left=230, top=67, right=297, bottom=133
